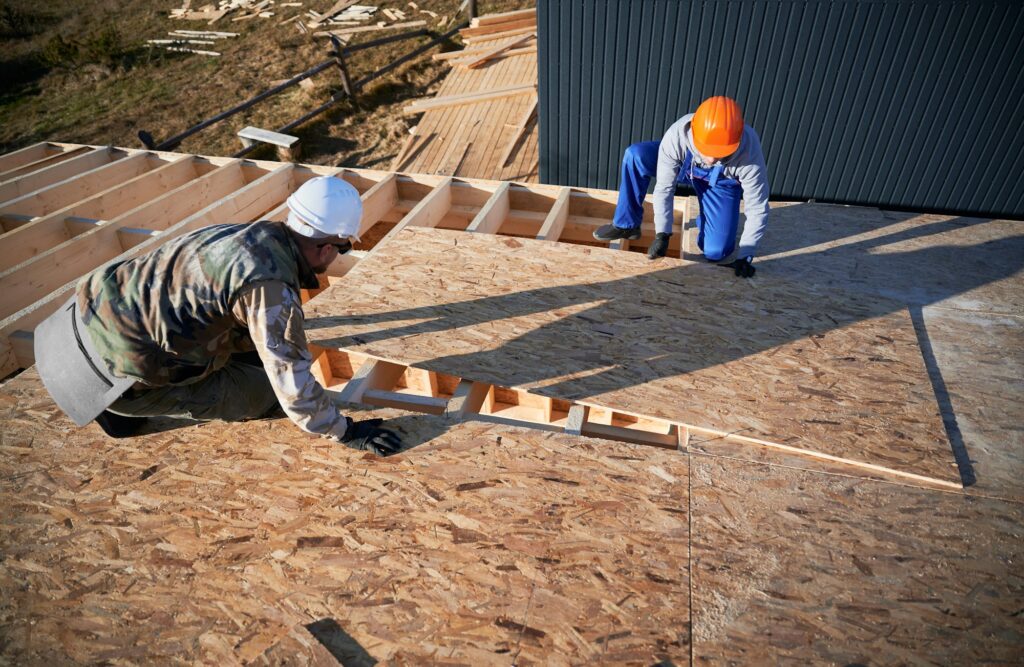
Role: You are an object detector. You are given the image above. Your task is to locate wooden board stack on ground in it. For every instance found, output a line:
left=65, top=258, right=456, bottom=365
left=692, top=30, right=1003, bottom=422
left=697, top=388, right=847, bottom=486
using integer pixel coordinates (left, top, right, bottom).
left=0, top=140, right=1021, bottom=663
left=395, top=7, right=540, bottom=181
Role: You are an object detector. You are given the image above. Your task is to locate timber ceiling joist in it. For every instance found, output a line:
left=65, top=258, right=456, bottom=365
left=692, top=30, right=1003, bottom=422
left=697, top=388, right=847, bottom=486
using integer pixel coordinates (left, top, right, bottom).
left=0, top=142, right=685, bottom=380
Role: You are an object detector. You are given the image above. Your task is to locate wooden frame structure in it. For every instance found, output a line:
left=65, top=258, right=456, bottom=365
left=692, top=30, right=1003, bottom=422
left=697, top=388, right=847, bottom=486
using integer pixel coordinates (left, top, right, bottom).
left=0, top=142, right=687, bottom=381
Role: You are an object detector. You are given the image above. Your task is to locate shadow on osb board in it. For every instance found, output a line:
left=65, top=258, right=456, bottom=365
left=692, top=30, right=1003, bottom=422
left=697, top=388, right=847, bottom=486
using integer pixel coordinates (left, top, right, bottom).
left=305, top=618, right=377, bottom=667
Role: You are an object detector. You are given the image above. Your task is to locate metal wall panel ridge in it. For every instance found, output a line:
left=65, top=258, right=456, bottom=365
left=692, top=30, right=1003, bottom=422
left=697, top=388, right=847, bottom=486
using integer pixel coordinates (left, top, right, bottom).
left=537, top=0, right=1024, bottom=218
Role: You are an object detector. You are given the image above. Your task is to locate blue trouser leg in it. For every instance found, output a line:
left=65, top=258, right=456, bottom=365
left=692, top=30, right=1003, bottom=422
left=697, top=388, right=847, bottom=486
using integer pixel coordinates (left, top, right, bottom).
left=682, top=154, right=743, bottom=261
left=612, top=141, right=660, bottom=230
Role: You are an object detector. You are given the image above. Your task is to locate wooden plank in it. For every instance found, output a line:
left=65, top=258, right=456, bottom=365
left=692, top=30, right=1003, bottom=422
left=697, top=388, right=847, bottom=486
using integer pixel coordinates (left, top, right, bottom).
left=0, top=163, right=293, bottom=374
left=367, top=177, right=452, bottom=255
left=434, top=45, right=536, bottom=62
left=362, top=388, right=447, bottom=414
left=536, top=187, right=572, bottom=241
left=564, top=404, right=587, bottom=436
left=0, top=159, right=251, bottom=322
left=335, top=358, right=407, bottom=404
left=0, top=148, right=116, bottom=204
left=0, top=150, right=151, bottom=219
left=459, top=17, right=536, bottom=38
left=462, top=26, right=538, bottom=45
left=470, top=8, right=536, bottom=27
left=357, top=173, right=399, bottom=235
left=306, top=227, right=961, bottom=489
left=462, top=33, right=535, bottom=69
left=238, top=126, right=299, bottom=149
left=316, top=20, right=425, bottom=36
left=0, top=142, right=55, bottom=173
left=0, top=155, right=195, bottom=276
left=403, top=84, right=535, bottom=115
left=0, top=146, right=92, bottom=182
left=496, top=96, right=537, bottom=167
left=466, top=182, right=509, bottom=234
left=445, top=379, right=490, bottom=419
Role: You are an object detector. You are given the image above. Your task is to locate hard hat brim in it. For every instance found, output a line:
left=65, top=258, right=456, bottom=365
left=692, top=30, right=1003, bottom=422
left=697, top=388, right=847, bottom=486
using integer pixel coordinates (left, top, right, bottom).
left=693, top=136, right=741, bottom=160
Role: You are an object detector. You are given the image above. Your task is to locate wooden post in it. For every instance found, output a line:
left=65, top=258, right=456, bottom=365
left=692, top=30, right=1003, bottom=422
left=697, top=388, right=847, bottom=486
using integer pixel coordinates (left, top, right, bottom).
left=330, top=35, right=357, bottom=104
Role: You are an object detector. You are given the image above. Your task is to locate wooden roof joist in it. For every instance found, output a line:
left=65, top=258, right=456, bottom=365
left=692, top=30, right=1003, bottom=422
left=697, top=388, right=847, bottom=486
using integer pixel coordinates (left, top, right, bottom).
left=0, top=143, right=684, bottom=378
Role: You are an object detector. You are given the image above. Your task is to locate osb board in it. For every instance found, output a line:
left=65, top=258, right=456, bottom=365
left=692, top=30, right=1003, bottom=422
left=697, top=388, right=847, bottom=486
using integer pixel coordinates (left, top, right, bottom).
left=689, top=454, right=1024, bottom=664
left=305, top=227, right=957, bottom=487
left=400, top=33, right=539, bottom=182
left=685, top=304, right=1024, bottom=503
left=755, top=202, right=1024, bottom=314
left=0, top=368, right=690, bottom=665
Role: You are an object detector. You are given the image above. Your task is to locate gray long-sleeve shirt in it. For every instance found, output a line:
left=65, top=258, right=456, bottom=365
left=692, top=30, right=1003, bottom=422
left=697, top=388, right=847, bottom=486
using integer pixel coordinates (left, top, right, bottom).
left=654, top=114, right=771, bottom=258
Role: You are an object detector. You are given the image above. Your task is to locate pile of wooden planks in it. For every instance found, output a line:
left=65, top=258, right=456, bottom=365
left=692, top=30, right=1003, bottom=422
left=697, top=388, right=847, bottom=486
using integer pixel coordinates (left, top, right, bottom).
left=395, top=7, right=539, bottom=180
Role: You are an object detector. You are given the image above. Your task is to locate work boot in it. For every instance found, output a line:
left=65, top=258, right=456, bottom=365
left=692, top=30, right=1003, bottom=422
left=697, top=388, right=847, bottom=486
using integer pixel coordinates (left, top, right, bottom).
left=94, top=410, right=148, bottom=438
left=592, top=224, right=641, bottom=242
left=648, top=232, right=671, bottom=259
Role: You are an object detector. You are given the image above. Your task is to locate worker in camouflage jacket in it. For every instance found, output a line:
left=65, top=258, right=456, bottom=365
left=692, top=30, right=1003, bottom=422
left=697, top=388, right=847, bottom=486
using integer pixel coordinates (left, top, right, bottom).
left=34, top=176, right=402, bottom=456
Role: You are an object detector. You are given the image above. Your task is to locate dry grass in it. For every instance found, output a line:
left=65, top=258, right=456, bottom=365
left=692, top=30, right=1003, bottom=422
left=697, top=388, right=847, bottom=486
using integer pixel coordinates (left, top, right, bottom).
left=0, top=0, right=532, bottom=169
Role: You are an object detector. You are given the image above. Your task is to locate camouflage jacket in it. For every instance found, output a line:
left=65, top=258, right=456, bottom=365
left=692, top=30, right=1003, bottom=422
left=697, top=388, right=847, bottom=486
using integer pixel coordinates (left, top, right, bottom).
left=78, top=221, right=350, bottom=441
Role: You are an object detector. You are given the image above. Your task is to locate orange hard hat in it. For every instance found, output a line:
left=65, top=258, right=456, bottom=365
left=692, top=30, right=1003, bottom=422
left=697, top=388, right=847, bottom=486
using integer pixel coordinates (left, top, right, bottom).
left=692, top=96, right=744, bottom=158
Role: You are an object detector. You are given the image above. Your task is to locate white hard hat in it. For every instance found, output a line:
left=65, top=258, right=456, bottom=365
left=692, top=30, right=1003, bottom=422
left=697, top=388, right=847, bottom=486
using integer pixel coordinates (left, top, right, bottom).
left=285, top=176, right=363, bottom=242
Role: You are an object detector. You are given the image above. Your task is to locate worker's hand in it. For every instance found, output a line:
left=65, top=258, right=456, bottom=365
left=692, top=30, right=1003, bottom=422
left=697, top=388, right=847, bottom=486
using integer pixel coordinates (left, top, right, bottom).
left=341, top=417, right=403, bottom=456
left=647, top=232, right=671, bottom=259
left=720, top=257, right=756, bottom=278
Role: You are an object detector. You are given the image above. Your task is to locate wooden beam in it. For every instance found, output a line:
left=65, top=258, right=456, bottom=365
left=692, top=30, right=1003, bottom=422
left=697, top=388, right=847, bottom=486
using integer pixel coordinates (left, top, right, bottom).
left=403, top=84, right=535, bottom=115
left=462, top=33, right=535, bottom=69
left=463, top=26, right=538, bottom=45
left=362, top=388, right=447, bottom=415
left=0, top=149, right=147, bottom=219
left=466, top=182, right=509, bottom=234
left=0, top=163, right=294, bottom=375
left=0, top=146, right=92, bottom=182
left=0, top=142, right=55, bottom=174
left=0, top=148, right=119, bottom=204
left=0, top=159, right=256, bottom=322
left=470, top=8, right=535, bottom=27
left=358, top=173, right=399, bottom=235
left=434, top=45, right=536, bottom=62
left=445, top=380, right=490, bottom=420
left=0, top=155, right=196, bottom=274
left=536, top=187, right=571, bottom=241
left=335, top=358, right=407, bottom=404
left=496, top=96, right=537, bottom=167
left=459, top=17, right=536, bottom=38
left=564, top=404, right=588, bottom=436
left=369, top=177, right=452, bottom=254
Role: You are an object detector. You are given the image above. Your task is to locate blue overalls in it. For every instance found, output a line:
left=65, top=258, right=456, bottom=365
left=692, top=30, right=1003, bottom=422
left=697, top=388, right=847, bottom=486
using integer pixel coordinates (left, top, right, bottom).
left=612, top=141, right=744, bottom=261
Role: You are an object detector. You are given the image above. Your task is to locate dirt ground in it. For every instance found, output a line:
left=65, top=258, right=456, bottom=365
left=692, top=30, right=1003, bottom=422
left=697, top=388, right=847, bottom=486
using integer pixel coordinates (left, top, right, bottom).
left=0, top=0, right=531, bottom=169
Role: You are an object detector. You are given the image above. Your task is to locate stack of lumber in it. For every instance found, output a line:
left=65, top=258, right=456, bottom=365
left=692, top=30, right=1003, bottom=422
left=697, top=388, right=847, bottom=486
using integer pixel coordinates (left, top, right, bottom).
left=395, top=7, right=539, bottom=180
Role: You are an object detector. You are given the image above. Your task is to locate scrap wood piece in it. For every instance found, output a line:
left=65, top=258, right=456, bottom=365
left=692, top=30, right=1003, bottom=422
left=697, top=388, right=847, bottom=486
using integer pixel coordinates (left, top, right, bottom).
left=306, top=227, right=961, bottom=489
left=315, top=19, right=425, bottom=36
left=459, top=17, right=536, bottom=39
left=450, top=45, right=537, bottom=66
left=498, top=96, right=538, bottom=167
left=403, top=83, right=536, bottom=115
left=470, top=8, right=536, bottom=28
left=461, top=32, right=536, bottom=69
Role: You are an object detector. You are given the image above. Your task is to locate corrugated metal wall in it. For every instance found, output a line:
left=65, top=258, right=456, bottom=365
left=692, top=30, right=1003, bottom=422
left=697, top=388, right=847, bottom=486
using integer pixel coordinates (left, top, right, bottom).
left=537, top=0, right=1024, bottom=218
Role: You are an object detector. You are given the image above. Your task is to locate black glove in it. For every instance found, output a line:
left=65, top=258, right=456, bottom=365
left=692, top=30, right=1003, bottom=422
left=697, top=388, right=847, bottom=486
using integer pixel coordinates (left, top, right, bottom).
left=720, top=256, right=756, bottom=278
left=341, top=417, right=403, bottom=456
left=647, top=232, right=671, bottom=259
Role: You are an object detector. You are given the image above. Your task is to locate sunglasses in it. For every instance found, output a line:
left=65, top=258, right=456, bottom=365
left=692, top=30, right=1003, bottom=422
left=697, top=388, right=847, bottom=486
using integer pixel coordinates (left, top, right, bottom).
left=318, top=239, right=353, bottom=254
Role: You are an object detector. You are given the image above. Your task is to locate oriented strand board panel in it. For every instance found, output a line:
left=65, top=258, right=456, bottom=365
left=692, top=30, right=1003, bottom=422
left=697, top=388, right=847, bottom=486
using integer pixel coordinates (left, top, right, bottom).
left=689, top=454, right=1024, bottom=664
left=398, top=31, right=539, bottom=181
left=0, top=368, right=690, bottom=664
left=755, top=202, right=1024, bottom=314
left=306, top=227, right=958, bottom=487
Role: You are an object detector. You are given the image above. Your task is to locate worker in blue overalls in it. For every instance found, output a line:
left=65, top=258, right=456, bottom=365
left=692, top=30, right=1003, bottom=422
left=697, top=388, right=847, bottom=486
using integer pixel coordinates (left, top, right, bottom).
left=593, top=96, right=770, bottom=278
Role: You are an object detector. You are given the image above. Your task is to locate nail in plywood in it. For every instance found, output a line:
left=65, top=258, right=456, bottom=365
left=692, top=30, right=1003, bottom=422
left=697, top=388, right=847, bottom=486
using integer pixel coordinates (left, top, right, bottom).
left=306, top=227, right=959, bottom=488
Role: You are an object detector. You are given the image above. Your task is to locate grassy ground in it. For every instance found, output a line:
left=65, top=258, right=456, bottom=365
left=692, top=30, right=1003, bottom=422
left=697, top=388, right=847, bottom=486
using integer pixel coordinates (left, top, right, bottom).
left=0, top=0, right=530, bottom=169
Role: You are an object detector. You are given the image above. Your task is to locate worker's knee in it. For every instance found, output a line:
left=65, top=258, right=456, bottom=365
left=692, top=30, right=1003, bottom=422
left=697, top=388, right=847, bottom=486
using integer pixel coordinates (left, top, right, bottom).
left=622, top=141, right=657, bottom=169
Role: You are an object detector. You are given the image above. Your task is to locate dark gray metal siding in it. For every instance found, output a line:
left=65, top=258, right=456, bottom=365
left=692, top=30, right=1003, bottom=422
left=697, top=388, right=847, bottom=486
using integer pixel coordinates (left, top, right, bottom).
left=537, top=0, right=1024, bottom=218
